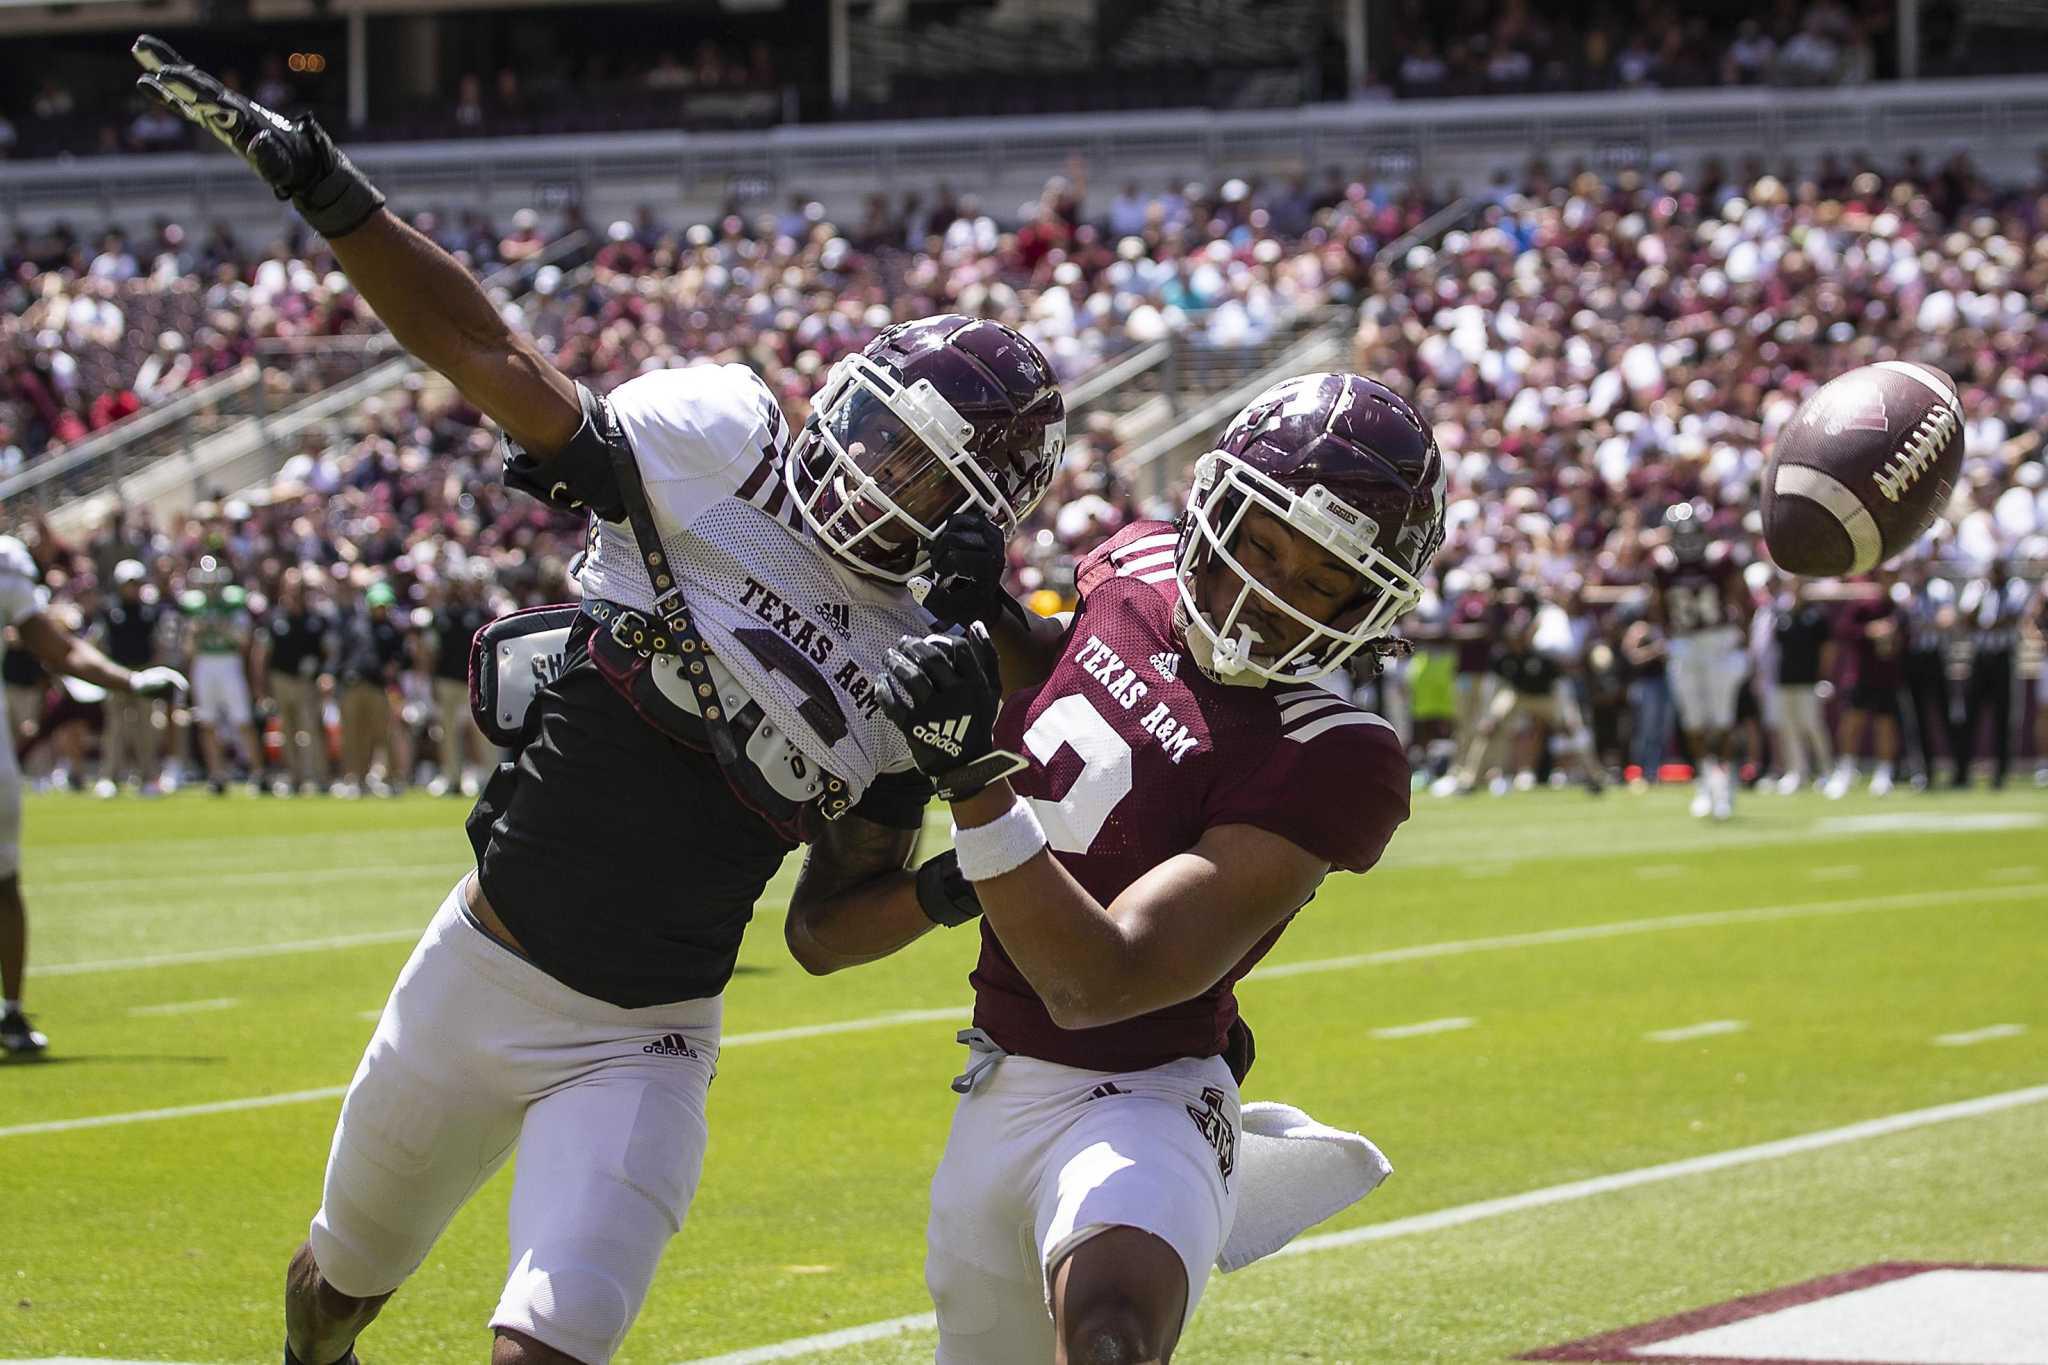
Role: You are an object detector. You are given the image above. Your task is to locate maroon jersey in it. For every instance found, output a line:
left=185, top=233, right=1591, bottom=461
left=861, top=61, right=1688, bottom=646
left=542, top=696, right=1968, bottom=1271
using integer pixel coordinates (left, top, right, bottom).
left=1841, top=595, right=1906, bottom=689
left=971, top=521, right=1412, bottom=1073
left=1652, top=545, right=1746, bottom=637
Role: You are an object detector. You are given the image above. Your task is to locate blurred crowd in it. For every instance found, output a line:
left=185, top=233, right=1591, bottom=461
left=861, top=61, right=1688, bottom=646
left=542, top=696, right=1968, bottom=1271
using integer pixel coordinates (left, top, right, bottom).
left=1389, top=0, right=1923, bottom=97
left=0, top=210, right=546, bottom=473
left=6, top=0, right=2037, bottom=160
left=5, top=147, right=2048, bottom=795
left=1326, top=557, right=2048, bottom=799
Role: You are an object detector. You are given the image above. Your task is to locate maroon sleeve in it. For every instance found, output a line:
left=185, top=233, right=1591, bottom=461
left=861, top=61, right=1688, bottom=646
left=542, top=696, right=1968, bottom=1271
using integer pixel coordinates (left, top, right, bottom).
left=1204, top=713, right=1411, bottom=874
left=1074, top=520, right=1178, bottom=600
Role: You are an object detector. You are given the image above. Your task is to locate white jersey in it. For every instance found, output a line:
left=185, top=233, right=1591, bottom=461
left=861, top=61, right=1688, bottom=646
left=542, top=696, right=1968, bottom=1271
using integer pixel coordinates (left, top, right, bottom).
left=576, top=365, right=933, bottom=806
left=0, top=535, right=45, bottom=677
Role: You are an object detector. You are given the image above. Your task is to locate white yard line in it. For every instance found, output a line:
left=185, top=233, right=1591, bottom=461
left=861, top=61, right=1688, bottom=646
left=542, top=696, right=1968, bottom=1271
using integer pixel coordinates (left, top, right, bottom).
left=676, top=1082, right=2048, bottom=1365
left=1248, top=883, right=2048, bottom=983
left=722, top=1008, right=965, bottom=1048
left=0, top=1008, right=969, bottom=1142
left=0, top=1087, right=350, bottom=1140
left=32, top=862, right=463, bottom=900
left=1370, top=1017, right=1475, bottom=1040
left=1985, top=865, right=2042, bottom=882
left=1933, top=1024, right=2028, bottom=1047
left=14, top=885, right=2042, bottom=1142
left=1634, top=864, right=1691, bottom=879
left=39, top=928, right=427, bottom=977
left=1645, top=1020, right=1747, bottom=1043
left=127, top=997, right=238, bottom=1017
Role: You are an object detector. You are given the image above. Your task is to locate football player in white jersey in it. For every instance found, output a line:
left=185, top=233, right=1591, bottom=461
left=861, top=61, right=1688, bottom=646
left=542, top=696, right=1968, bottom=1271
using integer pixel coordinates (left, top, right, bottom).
left=0, top=536, right=185, bottom=1055
left=130, top=37, right=1066, bottom=1365
left=1649, top=503, right=1753, bottom=820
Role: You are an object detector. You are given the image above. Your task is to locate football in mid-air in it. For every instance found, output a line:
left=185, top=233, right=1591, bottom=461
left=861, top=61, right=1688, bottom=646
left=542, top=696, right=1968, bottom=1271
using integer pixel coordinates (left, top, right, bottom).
left=1761, top=360, right=1965, bottom=577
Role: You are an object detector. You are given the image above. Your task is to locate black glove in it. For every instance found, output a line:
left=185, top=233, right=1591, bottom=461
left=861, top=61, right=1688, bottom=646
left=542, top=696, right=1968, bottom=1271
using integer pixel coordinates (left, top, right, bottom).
left=132, top=35, right=385, bottom=239
left=879, top=626, right=1028, bottom=802
left=914, top=849, right=983, bottom=927
left=915, top=511, right=1025, bottom=630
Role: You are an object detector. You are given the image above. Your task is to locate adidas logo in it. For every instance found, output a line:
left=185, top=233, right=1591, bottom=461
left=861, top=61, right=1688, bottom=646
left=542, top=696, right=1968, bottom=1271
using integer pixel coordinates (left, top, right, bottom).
left=641, top=1032, right=699, bottom=1058
left=912, top=714, right=972, bottom=758
left=1150, top=651, right=1181, bottom=683
left=817, top=601, right=852, bottom=638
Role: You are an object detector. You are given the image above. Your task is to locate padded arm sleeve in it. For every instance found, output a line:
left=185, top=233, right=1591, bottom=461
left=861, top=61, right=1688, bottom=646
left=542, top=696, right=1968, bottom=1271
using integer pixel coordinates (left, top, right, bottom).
left=501, top=383, right=631, bottom=524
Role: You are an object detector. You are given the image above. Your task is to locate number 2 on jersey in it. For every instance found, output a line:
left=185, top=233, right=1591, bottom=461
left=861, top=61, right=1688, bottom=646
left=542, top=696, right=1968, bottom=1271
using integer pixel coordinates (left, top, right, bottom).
left=1019, top=694, right=1133, bottom=853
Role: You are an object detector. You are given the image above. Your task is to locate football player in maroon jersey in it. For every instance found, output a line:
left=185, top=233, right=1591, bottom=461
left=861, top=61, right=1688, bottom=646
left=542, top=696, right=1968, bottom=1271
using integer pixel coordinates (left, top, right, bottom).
left=1648, top=503, right=1754, bottom=820
left=789, top=373, right=1445, bottom=1364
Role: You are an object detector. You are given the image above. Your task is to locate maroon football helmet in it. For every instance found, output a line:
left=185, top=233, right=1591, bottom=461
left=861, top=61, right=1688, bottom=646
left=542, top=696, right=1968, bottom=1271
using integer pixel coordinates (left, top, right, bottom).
left=1176, top=372, right=1447, bottom=683
left=785, top=314, right=1066, bottom=582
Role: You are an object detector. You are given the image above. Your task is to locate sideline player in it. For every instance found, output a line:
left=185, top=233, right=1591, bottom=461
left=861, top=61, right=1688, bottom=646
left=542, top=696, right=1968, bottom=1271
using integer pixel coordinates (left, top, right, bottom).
left=1824, top=571, right=1907, bottom=798
left=0, top=536, right=184, bottom=1054
left=1649, top=502, right=1752, bottom=820
left=128, top=36, right=1065, bottom=1365
left=793, top=373, right=1444, bottom=1362
left=181, top=555, right=261, bottom=794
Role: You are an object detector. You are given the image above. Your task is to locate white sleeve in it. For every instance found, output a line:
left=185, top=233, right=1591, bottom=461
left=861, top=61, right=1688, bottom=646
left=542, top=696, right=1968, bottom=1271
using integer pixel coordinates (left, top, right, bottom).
left=0, top=537, right=41, bottom=630
left=605, top=364, right=781, bottom=489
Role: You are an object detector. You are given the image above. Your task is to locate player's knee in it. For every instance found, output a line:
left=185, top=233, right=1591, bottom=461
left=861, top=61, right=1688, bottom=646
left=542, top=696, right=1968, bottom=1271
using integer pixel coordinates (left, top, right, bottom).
left=495, top=1258, right=628, bottom=1365
left=492, top=1327, right=591, bottom=1365
left=1061, top=1298, right=1166, bottom=1365
left=1053, top=1229, right=1185, bottom=1365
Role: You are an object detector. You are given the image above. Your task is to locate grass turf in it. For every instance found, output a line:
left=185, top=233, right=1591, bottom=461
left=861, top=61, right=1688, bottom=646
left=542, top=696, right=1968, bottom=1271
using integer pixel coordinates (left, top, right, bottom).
left=1, top=784, right=2043, bottom=1363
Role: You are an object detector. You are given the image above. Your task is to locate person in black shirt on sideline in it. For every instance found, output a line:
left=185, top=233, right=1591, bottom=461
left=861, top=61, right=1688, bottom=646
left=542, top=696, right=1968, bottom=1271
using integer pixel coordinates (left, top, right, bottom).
left=256, top=567, right=337, bottom=794
left=334, top=580, right=410, bottom=797
left=426, top=570, right=493, bottom=798
left=95, top=559, right=169, bottom=796
left=1769, top=578, right=1836, bottom=793
left=1899, top=563, right=1958, bottom=787
left=1446, top=605, right=1604, bottom=794
left=1953, top=561, right=2026, bottom=789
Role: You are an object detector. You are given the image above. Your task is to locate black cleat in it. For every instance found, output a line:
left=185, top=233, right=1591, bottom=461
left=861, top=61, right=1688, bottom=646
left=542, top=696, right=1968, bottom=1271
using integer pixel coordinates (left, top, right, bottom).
left=1, top=1009, right=49, bottom=1056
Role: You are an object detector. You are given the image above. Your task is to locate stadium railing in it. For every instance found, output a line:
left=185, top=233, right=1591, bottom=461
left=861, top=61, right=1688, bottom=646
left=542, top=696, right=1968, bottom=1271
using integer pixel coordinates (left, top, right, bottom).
left=0, top=361, right=268, bottom=516
left=2, top=76, right=2042, bottom=233
left=27, top=231, right=591, bottom=533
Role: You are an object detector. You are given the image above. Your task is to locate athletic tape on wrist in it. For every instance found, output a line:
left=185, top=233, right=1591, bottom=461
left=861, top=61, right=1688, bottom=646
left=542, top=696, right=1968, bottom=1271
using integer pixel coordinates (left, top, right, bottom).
left=949, top=798, right=1048, bottom=883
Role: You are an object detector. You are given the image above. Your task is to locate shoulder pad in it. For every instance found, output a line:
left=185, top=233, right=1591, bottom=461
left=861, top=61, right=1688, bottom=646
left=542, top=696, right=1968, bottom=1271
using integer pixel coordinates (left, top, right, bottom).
left=0, top=536, right=35, bottom=582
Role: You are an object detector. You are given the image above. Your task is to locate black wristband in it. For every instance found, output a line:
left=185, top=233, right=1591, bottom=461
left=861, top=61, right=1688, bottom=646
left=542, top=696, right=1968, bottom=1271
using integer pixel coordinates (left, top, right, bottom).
left=915, top=849, right=983, bottom=927
left=289, top=120, right=385, bottom=239
left=501, top=385, right=630, bottom=522
left=932, top=748, right=1030, bottom=804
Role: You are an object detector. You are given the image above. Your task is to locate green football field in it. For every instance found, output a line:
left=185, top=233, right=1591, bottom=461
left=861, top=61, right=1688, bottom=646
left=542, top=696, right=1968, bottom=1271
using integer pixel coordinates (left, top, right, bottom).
left=2, top=785, right=2044, bottom=1364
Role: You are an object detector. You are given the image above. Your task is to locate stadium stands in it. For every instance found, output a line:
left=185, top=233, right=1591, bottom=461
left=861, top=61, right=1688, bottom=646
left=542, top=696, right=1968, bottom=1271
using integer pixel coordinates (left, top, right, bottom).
left=7, top=147, right=2044, bottom=797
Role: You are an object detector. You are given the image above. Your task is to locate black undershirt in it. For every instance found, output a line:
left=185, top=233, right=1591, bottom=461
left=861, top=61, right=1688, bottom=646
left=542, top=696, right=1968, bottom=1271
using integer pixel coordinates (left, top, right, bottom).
left=468, top=623, right=929, bottom=1008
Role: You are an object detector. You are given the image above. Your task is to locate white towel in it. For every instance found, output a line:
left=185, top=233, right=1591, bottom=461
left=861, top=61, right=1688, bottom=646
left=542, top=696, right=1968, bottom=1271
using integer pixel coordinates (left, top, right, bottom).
left=1217, top=1101, right=1393, bottom=1273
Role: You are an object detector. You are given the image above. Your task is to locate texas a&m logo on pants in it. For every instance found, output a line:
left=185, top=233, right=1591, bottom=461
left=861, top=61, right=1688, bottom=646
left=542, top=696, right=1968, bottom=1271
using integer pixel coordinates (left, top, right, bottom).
left=1186, top=1085, right=1236, bottom=1184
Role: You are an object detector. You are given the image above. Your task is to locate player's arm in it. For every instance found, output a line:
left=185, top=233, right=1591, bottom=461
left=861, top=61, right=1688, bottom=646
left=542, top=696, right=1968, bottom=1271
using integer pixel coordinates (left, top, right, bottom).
left=129, top=37, right=580, bottom=458
left=322, top=213, right=579, bottom=454
left=879, top=629, right=1356, bottom=1028
left=954, top=795, right=1323, bottom=1028
left=783, top=814, right=932, bottom=975
left=17, top=612, right=184, bottom=698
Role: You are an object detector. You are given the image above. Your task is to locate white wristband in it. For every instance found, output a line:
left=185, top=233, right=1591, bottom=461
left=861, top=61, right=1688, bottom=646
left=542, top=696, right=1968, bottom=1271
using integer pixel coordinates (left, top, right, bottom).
left=950, top=798, right=1048, bottom=883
